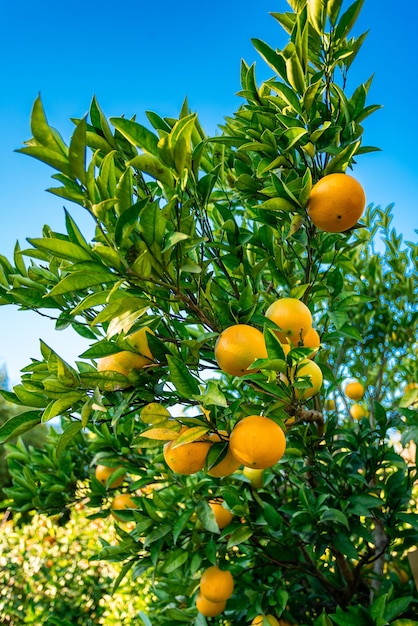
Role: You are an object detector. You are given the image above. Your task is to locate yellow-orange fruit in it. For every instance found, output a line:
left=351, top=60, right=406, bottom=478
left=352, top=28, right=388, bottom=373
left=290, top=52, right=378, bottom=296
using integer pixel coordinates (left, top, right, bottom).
left=207, top=444, right=241, bottom=477
left=350, top=403, right=367, bottom=420
left=209, top=500, right=233, bottom=529
left=195, top=593, right=226, bottom=617
left=324, top=398, right=336, bottom=411
left=282, top=359, right=323, bottom=400
left=229, top=415, right=286, bottom=469
left=200, top=565, right=234, bottom=602
left=307, top=173, right=366, bottom=233
left=344, top=380, right=365, bottom=400
left=163, top=433, right=211, bottom=475
left=243, top=466, right=265, bottom=489
left=97, top=327, right=154, bottom=379
left=265, top=298, right=312, bottom=344
left=251, top=615, right=280, bottom=626
left=214, top=324, right=268, bottom=377
left=95, top=464, right=125, bottom=489
left=111, top=493, right=138, bottom=520
left=281, top=326, right=320, bottom=358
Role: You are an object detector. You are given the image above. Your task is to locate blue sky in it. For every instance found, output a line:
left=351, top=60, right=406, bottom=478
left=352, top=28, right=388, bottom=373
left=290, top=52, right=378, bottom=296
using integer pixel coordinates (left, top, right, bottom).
left=0, top=0, right=417, bottom=385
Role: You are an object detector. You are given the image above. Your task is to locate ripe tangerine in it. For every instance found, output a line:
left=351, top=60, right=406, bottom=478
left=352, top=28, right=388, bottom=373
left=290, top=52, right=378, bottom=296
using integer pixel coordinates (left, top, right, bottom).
left=195, top=593, right=226, bottom=617
left=282, top=359, right=323, bottom=400
left=307, top=173, right=366, bottom=233
left=199, top=565, right=234, bottom=602
left=111, top=493, right=138, bottom=520
left=95, top=464, right=126, bottom=489
left=265, top=298, right=312, bottom=344
left=229, top=415, right=286, bottom=469
left=163, top=431, right=211, bottom=475
left=251, top=615, right=280, bottom=626
left=209, top=500, right=233, bottom=529
left=214, top=324, right=268, bottom=377
left=344, top=380, right=365, bottom=400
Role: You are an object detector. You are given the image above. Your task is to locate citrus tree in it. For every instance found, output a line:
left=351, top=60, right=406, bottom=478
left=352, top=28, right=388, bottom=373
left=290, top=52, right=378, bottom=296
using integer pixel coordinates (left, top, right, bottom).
left=1, top=1, right=418, bottom=624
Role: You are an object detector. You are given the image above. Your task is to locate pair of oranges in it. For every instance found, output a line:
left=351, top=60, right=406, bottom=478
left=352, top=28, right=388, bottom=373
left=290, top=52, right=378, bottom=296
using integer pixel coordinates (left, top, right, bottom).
left=214, top=297, right=323, bottom=401
left=195, top=565, right=234, bottom=617
left=163, top=414, right=287, bottom=476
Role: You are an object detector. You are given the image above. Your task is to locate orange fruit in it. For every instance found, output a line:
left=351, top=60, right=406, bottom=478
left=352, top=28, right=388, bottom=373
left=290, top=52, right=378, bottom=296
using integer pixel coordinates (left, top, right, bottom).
left=281, top=326, right=320, bottom=357
left=207, top=444, right=241, bottom=477
left=200, top=565, right=234, bottom=602
left=209, top=500, right=233, bottom=529
left=195, top=593, right=226, bottom=617
left=324, top=398, right=335, bottom=411
left=95, top=464, right=126, bottom=489
left=350, top=403, right=367, bottom=420
left=163, top=432, right=211, bottom=475
left=111, top=493, right=138, bottom=520
left=307, top=173, right=366, bottom=233
left=214, top=324, right=268, bottom=377
left=229, top=415, right=286, bottom=469
left=125, top=326, right=154, bottom=362
left=97, top=327, right=154, bottom=379
left=265, top=298, right=312, bottom=344
left=243, top=466, right=265, bottom=489
left=404, top=382, right=418, bottom=393
left=251, top=615, right=280, bottom=626
left=282, top=359, right=323, bottom=400
left=344, top=380, right=365, bottom=400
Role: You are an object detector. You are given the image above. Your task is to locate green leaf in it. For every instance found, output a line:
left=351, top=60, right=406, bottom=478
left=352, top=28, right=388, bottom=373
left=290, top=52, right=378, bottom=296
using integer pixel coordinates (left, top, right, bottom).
left=166, top=355, right=200, bottom=397
left=171, top=426, right=209, bottom=448
left=334, top=0, right=365, bottom=40
left=332, top=533, right=359, bottom=560
left=160, top=549, right=189, bottom=574
left=384, top=597, right=414, bottom=622
left=226, top=525, right=253, bottom=549
left=27, top=238, right=93, bottom=262
left=308, top=0, right=327, bottom=34
left=69, top=117, right=87, bottom=183
left=0, top=411, right=41, bottom=443
left=56, top=421, right=83, bottom=456
left=170, top=113, right=196, bottom=175
left=30, top=95, right=67, bottom=154
left=196, top=500, right=220, bottom=533
left=192, top=381, right=228, bottom=407
left=48, top=270, right=117, bottom=297
left=90, top=96, right=117, bottom=148
left=320, top=508, right=349, bottom=530
left=17, top=145, right=71, bottom=176
left=327, top=0, right=343, bottom=25
left=313, top=610, right=334, bottom=626
left=251, top=38, right=287, bottom=79
left=115, top=167, right=133, bottom=214
left=41, top=392, right=83, bottom=422
left=110, top=117, right=159, bottom=155
left=140, top=403, right=171, bottom=425
left=115, top=198, right=149, bottom=247
left=324, top=140, right=361, bottom=175
left=282, top=127, right=308, bottom=150
left=264, top=326, right=286, bottom=360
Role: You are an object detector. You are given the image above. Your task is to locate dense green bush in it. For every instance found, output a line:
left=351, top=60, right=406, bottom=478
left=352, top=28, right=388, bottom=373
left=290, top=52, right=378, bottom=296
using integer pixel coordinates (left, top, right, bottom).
left=0, top=507, right=153, bottom=625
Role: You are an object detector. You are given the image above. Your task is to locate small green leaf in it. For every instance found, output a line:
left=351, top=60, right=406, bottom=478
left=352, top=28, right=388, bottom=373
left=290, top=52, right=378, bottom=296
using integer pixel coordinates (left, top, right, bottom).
left=0, top=411, right=41, bottom=444
left=196, top=500, right=220, bottom=533
left=226, top=525, right=253, bottom=549
left=56, top=422, right=83, bottom=456
left=110, top=117, right=159, bottom=155
left=160, top=549, right=189, bottom=574
left=166, top=355, right=200, bottom=397
left=27, top=238, right=93, bottom=262
left=69, top=117, right=87, bottom=183
left=320, top=508, right=349, bottom=529
left=48, top=270, right=117, bottom=296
